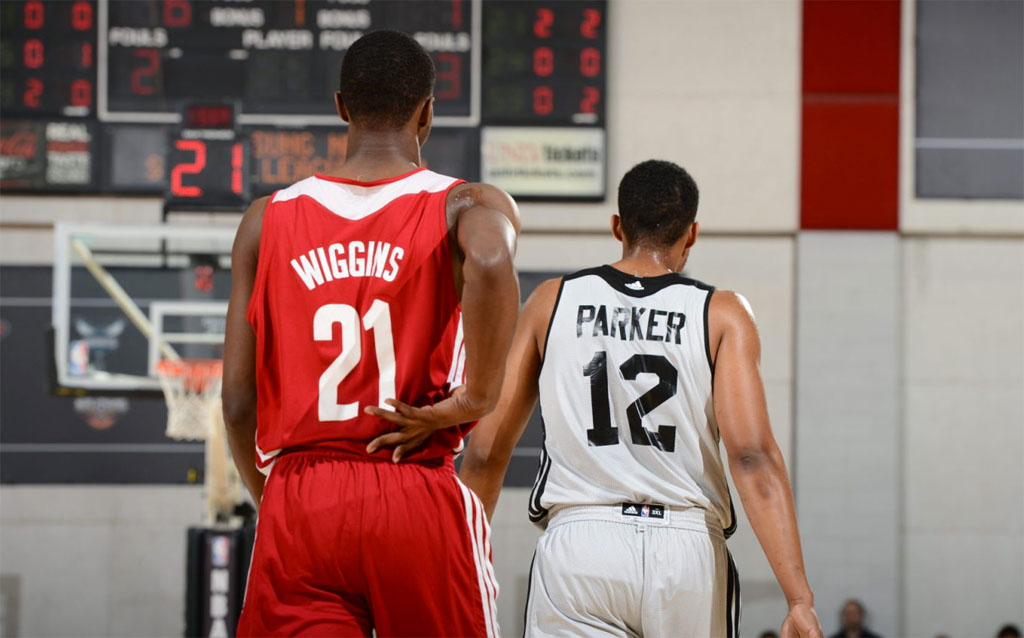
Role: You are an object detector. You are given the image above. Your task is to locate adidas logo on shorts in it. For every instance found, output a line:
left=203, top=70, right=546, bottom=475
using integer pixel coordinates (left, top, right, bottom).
left=621, top=503, right=665, bottom=519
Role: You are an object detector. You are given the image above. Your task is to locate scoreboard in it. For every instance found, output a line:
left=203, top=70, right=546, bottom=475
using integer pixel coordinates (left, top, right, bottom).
left=1, top=0, right=607, bottom=202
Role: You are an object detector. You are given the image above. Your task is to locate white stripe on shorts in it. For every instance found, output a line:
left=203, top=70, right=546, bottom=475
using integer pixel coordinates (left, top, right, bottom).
left=458, top=481, right=500, bottom=637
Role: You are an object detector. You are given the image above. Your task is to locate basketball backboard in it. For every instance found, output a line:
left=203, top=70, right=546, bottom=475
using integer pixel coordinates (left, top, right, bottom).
left=51, top=222, right=235, bottom=396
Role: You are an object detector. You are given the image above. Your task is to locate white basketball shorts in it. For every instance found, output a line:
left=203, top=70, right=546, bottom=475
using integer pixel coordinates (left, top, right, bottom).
left=524, top=504, right=740, bottom=638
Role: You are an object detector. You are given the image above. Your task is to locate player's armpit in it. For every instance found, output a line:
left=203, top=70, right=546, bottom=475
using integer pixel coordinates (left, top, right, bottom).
left=711, top=291, right=820, bottom=629
left=222, top=196, right=268, bottom=504
left=459, top=277, right=560, bottom=519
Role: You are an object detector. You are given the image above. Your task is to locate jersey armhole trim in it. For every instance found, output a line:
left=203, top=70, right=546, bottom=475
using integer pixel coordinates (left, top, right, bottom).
left=537, top=277, right=567, bottom=370
left=703, top=287, right=716, bottom=377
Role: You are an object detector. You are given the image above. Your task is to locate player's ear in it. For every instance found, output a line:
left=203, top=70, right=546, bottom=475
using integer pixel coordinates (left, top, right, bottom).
left=685, top=222, right=700, bottom=248
left=416, top=97, right=434, bottom=146
left=610, top=215, right=625, bottom=242
left=417, top=97, right=434, bottom=127
left=335, top=93, right=351, bottom=124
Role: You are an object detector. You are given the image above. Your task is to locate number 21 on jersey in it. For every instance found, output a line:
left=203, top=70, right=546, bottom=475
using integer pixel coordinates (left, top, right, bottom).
left=314, top=300, right=395, bottom=421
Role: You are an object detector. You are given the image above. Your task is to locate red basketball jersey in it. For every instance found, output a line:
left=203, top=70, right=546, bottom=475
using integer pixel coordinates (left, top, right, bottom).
left=246, top=168, right=469, bottom=473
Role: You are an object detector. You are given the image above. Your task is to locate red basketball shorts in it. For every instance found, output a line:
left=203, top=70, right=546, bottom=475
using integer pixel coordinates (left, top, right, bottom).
left=236, top=450, right=500, bottom=637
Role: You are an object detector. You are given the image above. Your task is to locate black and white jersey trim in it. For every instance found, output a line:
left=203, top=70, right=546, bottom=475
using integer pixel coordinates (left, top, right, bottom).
left=703, top=288, right=716, bottom=375
left=528, top=441, right=551, bottom=523
left=563, top=265, right=714, bottom=299
left=723, top=499, right=738, bottom=539
left=538, top=278, right=566, bottom=369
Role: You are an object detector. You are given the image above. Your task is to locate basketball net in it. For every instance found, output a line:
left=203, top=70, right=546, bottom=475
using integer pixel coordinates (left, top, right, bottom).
left=157, top=358, right=244, bottom=525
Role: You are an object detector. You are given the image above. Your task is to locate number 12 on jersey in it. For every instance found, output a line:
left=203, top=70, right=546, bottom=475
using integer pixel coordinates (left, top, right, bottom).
left=583, top=351, right=678, bottom=452
left=314, top=300, right=395, bottom=421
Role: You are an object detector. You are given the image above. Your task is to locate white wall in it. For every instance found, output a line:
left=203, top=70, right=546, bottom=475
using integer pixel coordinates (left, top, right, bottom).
left=795, top=233, right=903, bottom=637
left=901, top=237, right=1024, bottom=638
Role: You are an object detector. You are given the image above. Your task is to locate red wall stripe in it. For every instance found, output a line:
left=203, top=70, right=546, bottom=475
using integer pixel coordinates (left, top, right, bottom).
left=801, top=0, right=901, bottom=230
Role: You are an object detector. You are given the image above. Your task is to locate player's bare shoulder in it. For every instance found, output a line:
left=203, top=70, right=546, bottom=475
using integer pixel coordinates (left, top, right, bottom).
left=524, top=277, right=563, bottom=354
left=234, top=195, right=271, bottom=256
left=707, top=289, right=760, bottom=363
left=445, top=182, right=521, bottom=234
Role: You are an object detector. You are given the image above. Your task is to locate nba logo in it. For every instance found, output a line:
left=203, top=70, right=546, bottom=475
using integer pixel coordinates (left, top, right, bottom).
left=641, top=505, right=650, bottom=518
left=211, top=535, right=230, bottom=568
left=69, top=340, right=89, bottom=376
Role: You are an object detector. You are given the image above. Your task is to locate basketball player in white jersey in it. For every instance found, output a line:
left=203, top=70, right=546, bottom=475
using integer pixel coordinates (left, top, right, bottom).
left=456, top=160, right=824, bottom=637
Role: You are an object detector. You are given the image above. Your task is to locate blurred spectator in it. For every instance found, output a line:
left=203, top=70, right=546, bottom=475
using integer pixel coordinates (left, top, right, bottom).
left=829, top=599, right=882, bottom=638
left=759, top=631, right=780, bottom=638
left=997, top=624, right=1021, bottom=638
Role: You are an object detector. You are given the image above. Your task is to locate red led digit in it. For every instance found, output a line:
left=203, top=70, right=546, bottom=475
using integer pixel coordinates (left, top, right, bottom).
left=70, top=79, right=92, bottom=107
left=24, top=1, right=44, bottom=29
left=71, top=1, right=93, bottom=30
left=231, top=143, right=244, bottom=195
left=580, top=87, right=599, bottom=114
left=533, top=86, right=553, bottom=116
left=163, top=0, right=192, bottom=28
left=581, top=8, right=601, bottom=38
left=24, top=39, right=44, bottom=69
left=451, top=0, right=463, bottom=29
left=534, top=8, right=553, bottom=38
left=80, top=43, right=93, bottom=68
left=24, top=78, right=43, bottom=108
left=171, top=140, right=206, bottom=198
left=131, top=49, right=160, bottom=96
left=580, top=47, right=601, bottom=77
left=533, top=47, right=554, bottom=77
left=436, top=52, right=461, bottom=100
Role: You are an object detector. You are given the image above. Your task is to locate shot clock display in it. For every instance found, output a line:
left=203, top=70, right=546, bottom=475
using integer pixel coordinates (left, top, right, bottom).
left=0, top=0, right=607, bottom=201
left=164, top=104, right=248, bottom=209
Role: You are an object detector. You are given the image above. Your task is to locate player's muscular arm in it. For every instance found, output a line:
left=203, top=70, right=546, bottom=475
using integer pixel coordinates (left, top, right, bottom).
left=711, top=292, right=822, bottom=638
left=459, top=278, right=559, bottom=519
left=222, top=197, right=268, bottom=505
left=366, top=183, right=521, bottom=462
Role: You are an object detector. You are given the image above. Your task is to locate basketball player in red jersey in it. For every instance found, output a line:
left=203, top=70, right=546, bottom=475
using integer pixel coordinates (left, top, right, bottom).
left=222, top=31, right=519, bottom=637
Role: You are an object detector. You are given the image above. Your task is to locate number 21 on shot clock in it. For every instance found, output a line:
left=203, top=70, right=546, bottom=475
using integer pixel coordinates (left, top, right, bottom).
left=165, top=103, right=250, bottom=210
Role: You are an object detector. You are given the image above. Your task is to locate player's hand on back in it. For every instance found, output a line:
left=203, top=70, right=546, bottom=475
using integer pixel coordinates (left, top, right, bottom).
left=365, top=386, right=489, bottom=462
left=781, top=602, right=823, bottom=638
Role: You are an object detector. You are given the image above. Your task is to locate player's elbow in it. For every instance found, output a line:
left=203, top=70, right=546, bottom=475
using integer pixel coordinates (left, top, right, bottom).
left=728, top=443, right=782, bottom=474
left=461, top=432, right=511, bottom=476
left=463, top=241, right=515, bottom=282
left=460, top=443, right=489, bottom=474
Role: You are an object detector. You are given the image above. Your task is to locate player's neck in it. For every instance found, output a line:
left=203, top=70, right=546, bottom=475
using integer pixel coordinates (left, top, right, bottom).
left=327, top=129, right=422, bottom=181
left=611, top=248, right=683, bottom=277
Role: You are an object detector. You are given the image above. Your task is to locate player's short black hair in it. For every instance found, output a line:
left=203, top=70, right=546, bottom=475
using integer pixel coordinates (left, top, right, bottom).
left=616, top=160, right=699, bottom=249
left=339, top=30, right=435, bottom=130
left=997, top=624, right=1022, bottom=638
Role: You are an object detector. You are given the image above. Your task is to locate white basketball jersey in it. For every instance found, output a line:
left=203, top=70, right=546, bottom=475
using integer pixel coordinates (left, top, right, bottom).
left=529, top=266, right=735, bottom=535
